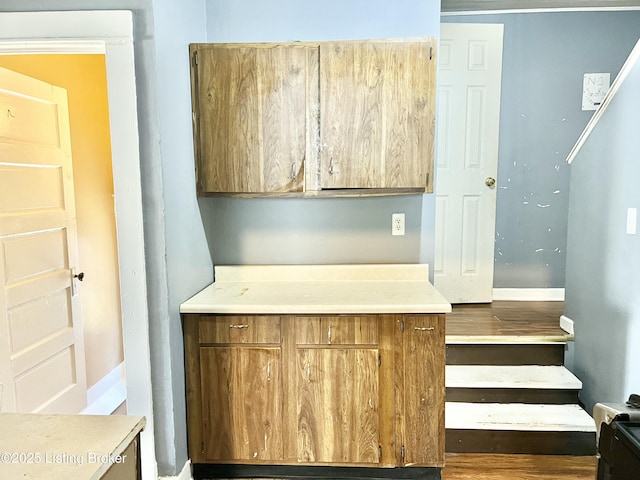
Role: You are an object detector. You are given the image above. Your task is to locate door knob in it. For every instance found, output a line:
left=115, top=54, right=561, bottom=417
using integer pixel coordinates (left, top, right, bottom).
left=485, top=177, right=496, bottom=187
left=74, top=272, right=85, bottom=282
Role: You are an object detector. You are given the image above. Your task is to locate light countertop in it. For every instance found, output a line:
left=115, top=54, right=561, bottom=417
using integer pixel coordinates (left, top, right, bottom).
left=180, top=264, right=451, bottom=315
left=0, top=413, right=145, bottom=479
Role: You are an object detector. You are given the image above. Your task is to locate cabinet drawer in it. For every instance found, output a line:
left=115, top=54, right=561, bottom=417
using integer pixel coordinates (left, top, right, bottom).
left=295, top=316, right=378, bottom=345
left=199, top=316, right=281, bottom=344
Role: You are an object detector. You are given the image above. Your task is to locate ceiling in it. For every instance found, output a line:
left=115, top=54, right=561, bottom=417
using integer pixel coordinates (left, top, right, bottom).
left=441, top=0, right=640, bottom=13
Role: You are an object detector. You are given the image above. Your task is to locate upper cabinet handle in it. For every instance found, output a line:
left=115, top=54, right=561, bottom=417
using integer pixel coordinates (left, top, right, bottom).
left=329, top=158, right=338, bottom=175
left=229, top=324, right=249, bottom=329
left=291, top=162, right=297, bottom=180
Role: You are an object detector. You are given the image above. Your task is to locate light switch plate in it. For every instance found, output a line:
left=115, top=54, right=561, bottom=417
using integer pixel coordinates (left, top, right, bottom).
left=627, top=207, right=637, bottom=235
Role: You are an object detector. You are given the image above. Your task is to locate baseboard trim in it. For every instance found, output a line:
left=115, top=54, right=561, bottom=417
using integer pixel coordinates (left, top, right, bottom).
left=560, top=315, right=575, bottom=335
left=192, top=464, right=440, bottom=479
left=493, top=288, right=565, bottom=301
left=159, top=460, right=192, bottom=480
left=81, top=362, right=126, bottom=415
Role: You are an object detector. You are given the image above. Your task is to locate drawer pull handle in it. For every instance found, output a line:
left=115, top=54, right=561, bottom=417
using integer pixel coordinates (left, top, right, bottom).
left=229, top=324, right=249, bottom=329
left=414, top=327, right=435, bottom=332
left=328, top=325, right=332, bottom=344
left=307, top=364, right=311, bottom=383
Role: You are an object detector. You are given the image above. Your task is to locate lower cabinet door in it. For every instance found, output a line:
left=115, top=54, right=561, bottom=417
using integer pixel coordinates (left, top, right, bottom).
left=200, top=347, right=283, bottom=461
left=402, top=315, right=445, bottom=466
left=296, top=348, right=380, bottom=465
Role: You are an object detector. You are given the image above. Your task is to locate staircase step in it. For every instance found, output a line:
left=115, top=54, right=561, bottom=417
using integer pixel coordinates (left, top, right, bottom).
left=446, top=402, right=596, bottom=432
left=445, top=402, right=597, bottom=455
left=446, top=342, right=565, bottom=366
left=446, top=365, right=581, bottom=404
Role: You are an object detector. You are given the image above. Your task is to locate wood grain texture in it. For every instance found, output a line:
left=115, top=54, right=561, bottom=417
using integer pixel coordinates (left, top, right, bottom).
left=193, top=44, right=313, bottom=193
left=296, top=348, right=379, bottom=464
left=200, top=346, right=283, bottom=461
left=402, top=315, right=445, bottom=466
left=295, top=316, right=378, bottom=345
left=319, top=40, right=435, bottom=191
left=185, top=313, right=446, bottom=468
left=442, top=453, right=597, bottom=480
left=183, top=314, right=205, bottom=462
left=282, top=316, right=298, bottom=462
left=378, top=316, right=397, bottom=467
left=446, top=301, right=567, bottom=339
left=199, top=315, right=281, bottom=344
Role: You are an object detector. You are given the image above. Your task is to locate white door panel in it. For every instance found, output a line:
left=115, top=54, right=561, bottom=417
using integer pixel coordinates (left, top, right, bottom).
left=0, top=66, right=86, bottom=413
left=435, top=23, right=504, bottom=303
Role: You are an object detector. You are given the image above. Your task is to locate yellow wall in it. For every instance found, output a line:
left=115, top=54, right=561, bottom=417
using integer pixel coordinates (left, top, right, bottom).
left=0, top=54, right=123, bottom=389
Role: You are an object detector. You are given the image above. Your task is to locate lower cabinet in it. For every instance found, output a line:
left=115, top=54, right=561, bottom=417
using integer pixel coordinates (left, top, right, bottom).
left=296, top=347, right=380, bottom=464
left=183, top=313, right=444, bottom=469
left=200, top=347, right=283, bottom=461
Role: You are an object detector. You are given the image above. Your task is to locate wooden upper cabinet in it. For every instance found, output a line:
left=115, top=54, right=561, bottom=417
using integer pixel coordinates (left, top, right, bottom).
left=190, top=43, right=317, bottom=194
left=190, top=38, right=436, bottom=196
left=319, top=40, right=435, bottom=192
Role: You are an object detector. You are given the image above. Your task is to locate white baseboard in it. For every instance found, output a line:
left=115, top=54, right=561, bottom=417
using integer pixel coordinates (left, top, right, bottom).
left=493, top=288, right=565, bottom=301
left=560, top=314, right=575, bottom=335
left=158, top=460, right=192, bottom=480
left=81, top=362, right=126, bottom=415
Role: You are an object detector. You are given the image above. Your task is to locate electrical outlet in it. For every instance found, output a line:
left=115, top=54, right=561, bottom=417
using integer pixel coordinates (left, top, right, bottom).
left=392, top=213, right=405, bottom=236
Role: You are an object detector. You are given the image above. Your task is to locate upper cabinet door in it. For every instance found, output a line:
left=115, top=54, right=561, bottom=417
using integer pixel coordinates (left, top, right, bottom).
left=319, top=40, right=435, bottom=191
left=191, top=44, right=317, bottom=194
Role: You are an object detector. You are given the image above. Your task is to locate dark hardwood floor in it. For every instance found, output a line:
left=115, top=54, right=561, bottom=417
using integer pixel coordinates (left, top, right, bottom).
left=442, top=453, right=597, bottom=479
left=446, top=301, right=569, bottom=340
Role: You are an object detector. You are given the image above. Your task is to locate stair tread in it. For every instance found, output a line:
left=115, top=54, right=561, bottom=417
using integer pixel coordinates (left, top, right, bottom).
left=445, top=402, right=596, bottom=432
left=446, top=365, right=582, bottom=390
left=446, top=336, right=570, bottom=344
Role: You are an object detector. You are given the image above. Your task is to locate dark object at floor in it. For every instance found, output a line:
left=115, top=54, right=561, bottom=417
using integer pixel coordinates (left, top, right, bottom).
left=597, top=421, right=640, bottom=480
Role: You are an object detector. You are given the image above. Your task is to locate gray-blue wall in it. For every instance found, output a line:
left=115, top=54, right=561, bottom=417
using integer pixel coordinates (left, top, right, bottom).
left=151, top=0, right=211, bottom=475
left=0, top=1, right=212, bottom=476
left=564, top=43, right=640, bottom=412
left=202, top=0, right=440, bottom=272
left=443, top=11, right=640, bottom=287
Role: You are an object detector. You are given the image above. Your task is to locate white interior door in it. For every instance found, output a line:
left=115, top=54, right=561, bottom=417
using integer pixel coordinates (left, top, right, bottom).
left=434, top=23, right=504, bottom=304
left=0, top=66, right=87, bottom=413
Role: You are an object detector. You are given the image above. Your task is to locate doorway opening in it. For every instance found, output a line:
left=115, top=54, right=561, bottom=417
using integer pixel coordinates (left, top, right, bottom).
left=0, top=10, right=156, bottom=479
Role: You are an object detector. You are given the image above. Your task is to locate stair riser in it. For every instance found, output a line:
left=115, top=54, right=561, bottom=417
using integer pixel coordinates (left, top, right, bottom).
left=446, top=388, right=580, bottom=404
left=446, top=344, right=565, bottom=366
left=446, top=429, right=596, bottom=455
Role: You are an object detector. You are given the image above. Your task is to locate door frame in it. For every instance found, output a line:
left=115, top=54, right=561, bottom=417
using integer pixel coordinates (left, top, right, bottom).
left=0, top=11, right=156, bottom=479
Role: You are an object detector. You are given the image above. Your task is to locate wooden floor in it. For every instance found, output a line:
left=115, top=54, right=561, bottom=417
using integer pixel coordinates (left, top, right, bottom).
left=443, top=453, right=597, bottom=479
left=446, top=301, right=570, bottom=342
